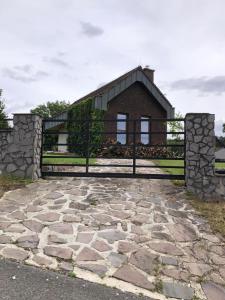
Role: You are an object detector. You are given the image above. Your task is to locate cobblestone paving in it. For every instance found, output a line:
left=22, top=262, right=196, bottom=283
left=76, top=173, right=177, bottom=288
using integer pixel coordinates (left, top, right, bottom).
left=0, top=160, right=225, bottom=300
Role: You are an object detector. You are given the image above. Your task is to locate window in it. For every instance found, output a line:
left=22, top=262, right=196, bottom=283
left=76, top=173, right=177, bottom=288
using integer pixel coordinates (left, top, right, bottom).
left=117, top=113, right=127, bottom=144
left=141, top=116, right=150, bottom=144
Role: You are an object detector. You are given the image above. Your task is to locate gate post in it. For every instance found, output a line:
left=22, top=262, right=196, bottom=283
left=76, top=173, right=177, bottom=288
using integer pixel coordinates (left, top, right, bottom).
left=185, top=113, right=216, bottom=200
left=14, top=114, right=43, bottom=179
left=0, top=114, right=43, bottom=180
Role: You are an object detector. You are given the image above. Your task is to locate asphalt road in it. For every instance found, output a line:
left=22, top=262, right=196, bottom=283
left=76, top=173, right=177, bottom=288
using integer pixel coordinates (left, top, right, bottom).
left=0, top=259, right=153, bottom=300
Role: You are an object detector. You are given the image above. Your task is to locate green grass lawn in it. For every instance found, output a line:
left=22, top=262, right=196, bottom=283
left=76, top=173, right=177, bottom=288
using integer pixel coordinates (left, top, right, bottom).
left=153, top=159, right=185, bottom=186
left=42, top=153, right=96, bottom=165
left=216, top=162, right=225, bottom=169
left=154, top=159, right=225, bottom=176
left=154, top=160, right=184, bottom=175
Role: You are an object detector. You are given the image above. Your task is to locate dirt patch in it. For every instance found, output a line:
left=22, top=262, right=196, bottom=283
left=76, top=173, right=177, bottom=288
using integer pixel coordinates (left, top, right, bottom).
left=191, top=198, right=225, bottom=237
left=0, top=175, right=32, bottom=198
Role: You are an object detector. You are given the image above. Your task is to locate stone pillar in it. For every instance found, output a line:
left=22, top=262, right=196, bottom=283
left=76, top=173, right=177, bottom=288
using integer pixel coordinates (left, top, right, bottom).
left=185, top=113, right=216, bottom=200
left=1, top=114, right=43, bottom=180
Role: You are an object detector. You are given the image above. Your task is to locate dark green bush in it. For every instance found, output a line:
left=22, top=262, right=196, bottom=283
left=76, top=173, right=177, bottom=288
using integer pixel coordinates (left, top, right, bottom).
left=67, top=98, right=104, bottom=156
left=43, top=133, right=58, bottom=151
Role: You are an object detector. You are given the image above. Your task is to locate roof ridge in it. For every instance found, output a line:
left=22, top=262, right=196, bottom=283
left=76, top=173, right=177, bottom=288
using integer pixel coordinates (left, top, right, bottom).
left=72, top=66, right=142, bottom=105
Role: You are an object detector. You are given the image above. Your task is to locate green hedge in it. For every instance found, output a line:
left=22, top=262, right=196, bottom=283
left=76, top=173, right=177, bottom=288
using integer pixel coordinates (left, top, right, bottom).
left=67, top=98, right=104, bottom=156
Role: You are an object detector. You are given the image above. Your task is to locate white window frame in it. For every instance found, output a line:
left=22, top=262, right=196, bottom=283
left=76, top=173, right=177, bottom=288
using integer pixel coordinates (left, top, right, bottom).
left=116, top=113, right=128, bottom=144
left=141, top=116, right=150, bottom=145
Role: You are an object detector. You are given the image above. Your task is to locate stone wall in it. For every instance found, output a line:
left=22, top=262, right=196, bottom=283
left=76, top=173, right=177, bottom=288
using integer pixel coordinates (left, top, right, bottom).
left=185, top=113, right=225, bottom=200
left=0, top=114, right=42, bottom=180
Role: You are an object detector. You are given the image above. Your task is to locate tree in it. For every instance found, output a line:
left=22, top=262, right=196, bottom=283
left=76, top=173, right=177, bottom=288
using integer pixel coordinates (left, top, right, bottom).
left=168, top=112, right=184, bottom=140
left=167, top=112, right=184, bottom=158
left=30, top=100, right=70, bottom=118
left=0, top=89, right=9, bottom=129
left=31, top=100, right=71, bottom=151
left=223, top=123, right=225, bottom=133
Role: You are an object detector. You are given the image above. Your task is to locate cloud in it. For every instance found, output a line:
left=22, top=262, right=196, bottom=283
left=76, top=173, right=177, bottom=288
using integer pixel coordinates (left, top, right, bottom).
left=215, top=120, right=225, bottom=136
left=170, top=76, right=225, bottom=95
left=2, top=65, right=49, bottom=83
left=43, top=56, right=70, bottom=68
left=80, top=21, right=104, bottom=37
left=14, top=64, right=32, bottom=73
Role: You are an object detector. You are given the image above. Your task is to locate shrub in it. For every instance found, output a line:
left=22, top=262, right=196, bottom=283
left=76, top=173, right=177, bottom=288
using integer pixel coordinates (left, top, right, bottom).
left=67, top=98, right=104, bottom=156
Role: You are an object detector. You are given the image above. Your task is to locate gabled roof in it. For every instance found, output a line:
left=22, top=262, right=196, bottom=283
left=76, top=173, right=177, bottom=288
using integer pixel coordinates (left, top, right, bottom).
left=72, top=66, right=174, bottom=117
left=45, top=66, right=174, bottom=130
left=73, top=66, right=141, bottom=105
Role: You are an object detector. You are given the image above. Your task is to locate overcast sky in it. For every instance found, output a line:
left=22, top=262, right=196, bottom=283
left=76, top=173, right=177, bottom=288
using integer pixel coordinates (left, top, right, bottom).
left=1, top=0, right=225, bottom=135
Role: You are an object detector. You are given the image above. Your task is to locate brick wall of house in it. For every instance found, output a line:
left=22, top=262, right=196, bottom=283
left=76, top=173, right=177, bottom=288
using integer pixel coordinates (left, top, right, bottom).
left=104, top=82, right=167, bottom=144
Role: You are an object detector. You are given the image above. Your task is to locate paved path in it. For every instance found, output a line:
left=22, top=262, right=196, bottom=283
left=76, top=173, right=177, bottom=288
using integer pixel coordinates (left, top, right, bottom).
left=0, top=160, right=225, bottom=299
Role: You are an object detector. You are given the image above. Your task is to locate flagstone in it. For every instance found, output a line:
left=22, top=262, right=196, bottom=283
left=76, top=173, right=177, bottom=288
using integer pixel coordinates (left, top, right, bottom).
left=219, top=268, right=225, bottom=279
left=48, top=234, right=67, bottom=244
left=160, top=256, right=178, bottom=266
left=45, top=192, right=64, bottom=199
left=98, top=230, right=127, bottom=244
left=35, top=212, right=60, bottom=222
left=130, top=224, right=145, bottom=235
left=59, top=261, right=73, bottom=271
left=54, top=199, right=67, bottom=205
left=77, top=263, right=108, bottom=278
left=48, top=223, right=73, bottom=234
left=32, top=254, right=53, bottom=266
left=44, top=246, right=73, bottom=260
left=25, top=205, right=43, bottom=212
left=5, top=224, right=27, bottom=233
left=107, top=252, right=127, bottom=267
left=2, top=247, right=29, bottom=261
left=76, top=247, right=103, bottom=261
left=109, top=210, right=130, bottom=220
left=162, top=281, right=194, bottom=299
left=0, top=222, right=12, bottom=230
left=92, top=240, right=112, bottom=252
left=113, top=265, right=155, bottom=291
left=69, top=202, right=89, bottom=210
left=184, top=262, right=212, bottom=276
left=162, top=268, right=190, bottom=282
left=131, top=214, right=150, bottom=225
left=149, top=242, right=184, bottom=256
left=210, top=245, right=225, bottom=256
left=211, top=254, right=225, bottom=265
left=154, top=213, right=168, bottom=223
left=16, top=234, right=39, bottom=249
left=76, top=232, right=94, bottom=244
left=23, top=220, right=44, bottom=233
left=129, top=249, right=158, bottom=274
left=151, top=232, right=174, bottom=242
left=0, top=235, right=13, bottom=244
left=9, top=211, right=26, bottom=220
left=201, top=282, right=225, bottom=300
left=168, top=224, right=197, bottom=242
left=209, top=272, right=225, bottom=285
left=117, top=241, right=138, bottom=254
left=63, top=215, right=81, bottom=223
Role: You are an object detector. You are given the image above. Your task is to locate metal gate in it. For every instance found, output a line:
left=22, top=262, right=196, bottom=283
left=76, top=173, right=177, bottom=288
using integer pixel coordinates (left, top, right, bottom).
left=41, top=117, right=185, bottom=180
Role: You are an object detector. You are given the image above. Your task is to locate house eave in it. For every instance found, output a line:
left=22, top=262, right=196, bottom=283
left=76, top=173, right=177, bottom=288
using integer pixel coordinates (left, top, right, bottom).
left=93, top=69, right=174, bottom=118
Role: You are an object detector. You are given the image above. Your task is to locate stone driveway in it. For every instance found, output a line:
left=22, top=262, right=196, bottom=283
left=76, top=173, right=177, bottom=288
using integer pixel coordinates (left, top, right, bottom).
left=0, top=160, right=225, bottom=300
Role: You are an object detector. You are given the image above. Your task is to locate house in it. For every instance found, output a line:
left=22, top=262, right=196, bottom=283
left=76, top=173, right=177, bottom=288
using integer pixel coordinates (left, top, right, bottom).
left=216, top=148, right=225, bottom=160
left=47, top=66, right=174, bottom=152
